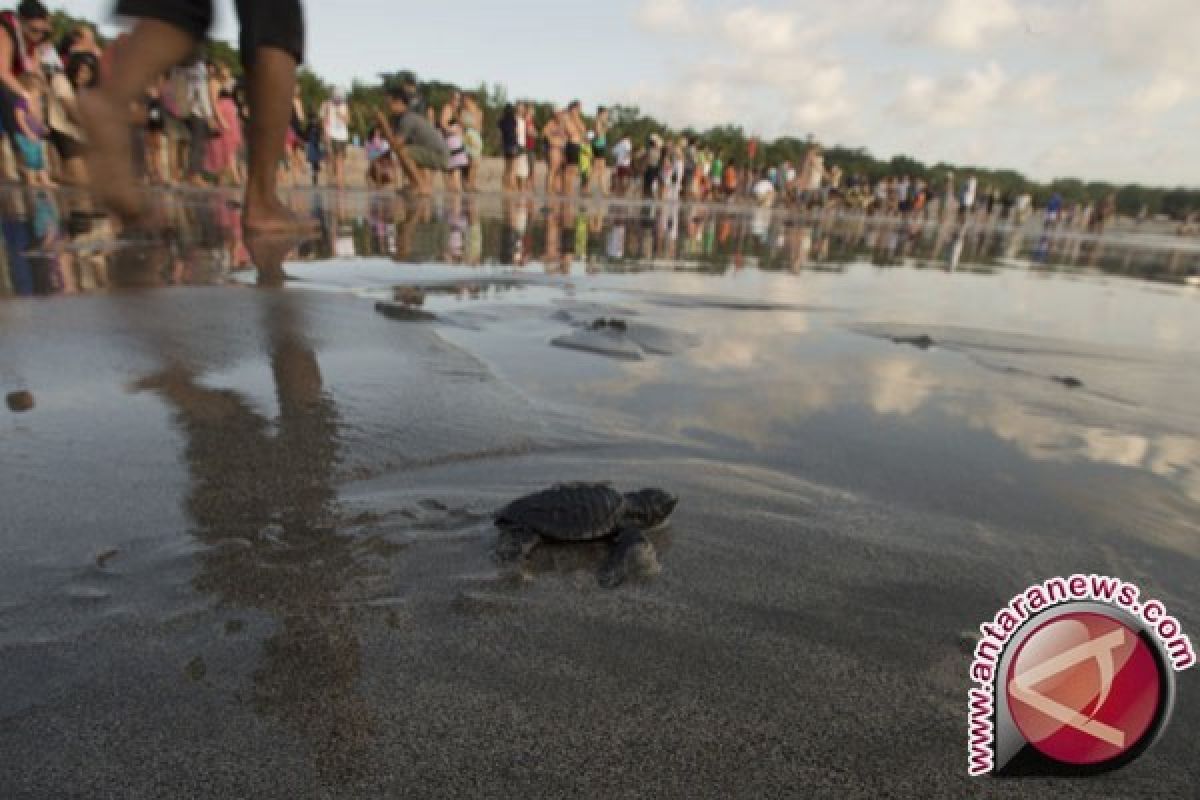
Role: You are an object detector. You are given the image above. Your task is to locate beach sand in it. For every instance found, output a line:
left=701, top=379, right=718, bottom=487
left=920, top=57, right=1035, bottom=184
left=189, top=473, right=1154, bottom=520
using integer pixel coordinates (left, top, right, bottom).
left=1, top=195, right=1199, bottom=798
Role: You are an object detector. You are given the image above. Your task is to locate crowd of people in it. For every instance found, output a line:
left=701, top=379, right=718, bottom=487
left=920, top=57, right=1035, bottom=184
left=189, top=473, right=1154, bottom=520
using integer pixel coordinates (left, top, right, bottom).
left=0, top=0, right=1176, bottom=242
left=0, top=1, right=306, bottom=196
left=0, top=2, right=101, bottom=187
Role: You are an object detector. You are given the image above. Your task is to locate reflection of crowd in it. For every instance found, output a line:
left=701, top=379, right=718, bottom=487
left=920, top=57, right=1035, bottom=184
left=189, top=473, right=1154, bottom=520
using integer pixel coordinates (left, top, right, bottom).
left=0, top=186, right=271, bottom=296
left=279, top=196, right=1200, bottom=285
left=4, top=184, right=1198, bottom=300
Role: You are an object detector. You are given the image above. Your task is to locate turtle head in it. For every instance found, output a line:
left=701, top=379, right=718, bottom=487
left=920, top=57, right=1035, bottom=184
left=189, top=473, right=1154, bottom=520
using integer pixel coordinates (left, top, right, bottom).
left=622, top=489, right=678, bottom=530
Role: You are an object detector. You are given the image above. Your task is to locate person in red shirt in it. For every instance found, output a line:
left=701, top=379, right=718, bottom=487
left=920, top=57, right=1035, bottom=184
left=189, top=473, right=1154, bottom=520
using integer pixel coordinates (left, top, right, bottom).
left=722, top=160, right=740, bottom=201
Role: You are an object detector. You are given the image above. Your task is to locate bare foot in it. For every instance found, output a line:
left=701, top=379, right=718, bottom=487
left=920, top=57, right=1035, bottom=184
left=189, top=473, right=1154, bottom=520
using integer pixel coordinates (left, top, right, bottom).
left=79, top=90, right=144, bottom=221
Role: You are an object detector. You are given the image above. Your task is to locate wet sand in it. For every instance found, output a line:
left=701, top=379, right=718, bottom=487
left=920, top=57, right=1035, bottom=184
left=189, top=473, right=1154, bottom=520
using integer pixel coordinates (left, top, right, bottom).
left=1, top=190, right=1199, bottom=798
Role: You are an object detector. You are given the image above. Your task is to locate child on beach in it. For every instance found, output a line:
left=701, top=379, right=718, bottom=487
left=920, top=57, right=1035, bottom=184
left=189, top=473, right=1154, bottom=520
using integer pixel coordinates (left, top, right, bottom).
left=14, top=76, right=54, bottom=187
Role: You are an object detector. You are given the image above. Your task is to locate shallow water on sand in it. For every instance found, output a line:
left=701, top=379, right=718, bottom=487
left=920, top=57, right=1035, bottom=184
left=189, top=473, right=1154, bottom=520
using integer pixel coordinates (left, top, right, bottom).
left=1, top=189, right=1198, bottom=798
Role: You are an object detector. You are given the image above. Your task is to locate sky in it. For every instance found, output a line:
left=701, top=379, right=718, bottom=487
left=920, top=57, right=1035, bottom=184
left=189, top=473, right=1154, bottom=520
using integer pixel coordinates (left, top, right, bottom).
left=72, top=0, right=1199, bottom=187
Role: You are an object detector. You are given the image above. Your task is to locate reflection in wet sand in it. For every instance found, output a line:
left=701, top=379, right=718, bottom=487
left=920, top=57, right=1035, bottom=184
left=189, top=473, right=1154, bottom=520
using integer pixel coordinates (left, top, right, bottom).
left=3, top=189, right=1199, bottom=297
left=133, top=296, right=373, bottom=785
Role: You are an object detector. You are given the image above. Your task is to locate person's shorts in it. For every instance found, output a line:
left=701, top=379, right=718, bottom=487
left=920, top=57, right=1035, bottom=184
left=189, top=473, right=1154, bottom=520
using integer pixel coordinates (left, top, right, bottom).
left=592, top=144, right=606, bottom=160
left=616, top=165, right=632, bottom=180
left=406, top=145, right=448, bottom=172
left=330, top=139, right=347, bottom=157
left=564, top=142, right=581, bottom=166
left=504, top=144, right=519, bottom=159
left=14, top=133, right=45, bottom=171
left=166, top=112, right=190, bottom=142
left=48, top=130, right=86, bottom=161
left=115, top=0, right=305, bottom=65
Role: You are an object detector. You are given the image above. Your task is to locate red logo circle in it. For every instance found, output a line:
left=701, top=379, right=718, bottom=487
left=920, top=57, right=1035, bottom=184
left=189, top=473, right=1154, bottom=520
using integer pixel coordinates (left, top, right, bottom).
left=1006, top=612, right=1162, bottom=766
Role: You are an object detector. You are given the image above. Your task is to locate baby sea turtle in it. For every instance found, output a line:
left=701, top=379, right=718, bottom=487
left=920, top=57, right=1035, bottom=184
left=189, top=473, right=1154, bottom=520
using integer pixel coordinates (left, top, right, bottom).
left=494, top=483, right=678, bottom=588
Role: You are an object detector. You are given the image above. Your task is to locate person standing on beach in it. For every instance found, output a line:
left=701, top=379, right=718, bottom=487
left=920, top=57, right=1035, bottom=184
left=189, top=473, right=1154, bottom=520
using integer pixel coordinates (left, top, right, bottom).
left=12, top=74, right=51, bottom=185
left=0, top=1, right=52, bottom=150
left=612, top=135, right=632, bottom=196
left=304, top=115, right=323, bottom=186
left=320, top=87, right=350, bottom=190
left=207, top=61, right=244, bottom=186
left=287, top=85, right=308, bottom=184
left=542, top=109, right=565, bottom=196
left=46, top=51, right=95, bottom=186
left=941, top=171, right=956, bottom=219
left=461, top=93, right=483, bottom=192
left=959, top=174, right=977, bottom=221
left=521, top=105, right=536, bottom=191
left=591, top=106, right=609, bottom=197
left=142, top=78, right=167, bottom=184
left=81, top=0, right=311, bottom=235
left=642, top=134, right=662, bottom=199
left=438, top=90, right=461, bottom=132
left=169, top=54, right=216, bottom=187
left=498, top=103, right=519, bottom=192
left=721, top=159, right=739, bottom=201
left=562, top=101, right=587, bottom=196
left=442, top=113, right=468, bottom=193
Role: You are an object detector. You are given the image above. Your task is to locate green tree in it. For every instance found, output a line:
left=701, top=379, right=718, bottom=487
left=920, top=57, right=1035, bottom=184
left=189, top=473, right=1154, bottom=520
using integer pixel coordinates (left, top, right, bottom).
left=295, top=67, right=329, bottom=121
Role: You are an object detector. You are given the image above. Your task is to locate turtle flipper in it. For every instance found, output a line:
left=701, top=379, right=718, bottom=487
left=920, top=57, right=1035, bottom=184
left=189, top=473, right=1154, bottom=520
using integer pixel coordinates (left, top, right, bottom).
left=598, top=527, right=660, bottom=589
left=495, top=529, right=542, bottom=564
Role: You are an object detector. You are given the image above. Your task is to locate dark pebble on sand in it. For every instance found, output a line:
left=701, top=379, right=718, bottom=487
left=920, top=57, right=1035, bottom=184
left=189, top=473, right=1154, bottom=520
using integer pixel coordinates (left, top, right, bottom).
left=892, top=335, right=935, bottom=350
left=375, top=301, right=437, bottom=322
left=393, top=286, right=427, bottom=307
left=589, top=318, right=630, bottom=332
left=6, top=391, right=34, bottom=412
left=1052, top=376, right=1084, bottom=389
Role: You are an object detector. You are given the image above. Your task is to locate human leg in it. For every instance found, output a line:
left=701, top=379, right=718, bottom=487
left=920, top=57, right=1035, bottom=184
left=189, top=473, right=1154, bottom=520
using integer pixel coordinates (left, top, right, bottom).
left=81, top=7, right=202, bottom=219
left=233, top=0, right=313, bottom=234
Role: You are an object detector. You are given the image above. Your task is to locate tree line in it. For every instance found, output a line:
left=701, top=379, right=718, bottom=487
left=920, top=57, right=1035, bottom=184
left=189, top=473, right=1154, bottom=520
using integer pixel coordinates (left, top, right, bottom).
left=48, top=9, right=1200, bottom=219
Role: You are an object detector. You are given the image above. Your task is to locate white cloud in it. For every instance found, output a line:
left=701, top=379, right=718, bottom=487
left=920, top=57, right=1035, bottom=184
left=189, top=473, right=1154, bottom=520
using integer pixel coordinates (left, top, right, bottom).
left=629, top=77, right=736, bottom=131
left=1125, top=73, right=1192, bottom=115
left=924, top=0, right=1021, bottom=50
left=636, top=0, right=694, bottom=33
left=1009, top=73, right=1059, bottom=110
left=1092, top=0, right=1200, bottom=77
left=620, top=0, right=1200, bottom=185
left=721, top=7, right=800, bottom=54
left=890, top=62, right=1009, bottom=127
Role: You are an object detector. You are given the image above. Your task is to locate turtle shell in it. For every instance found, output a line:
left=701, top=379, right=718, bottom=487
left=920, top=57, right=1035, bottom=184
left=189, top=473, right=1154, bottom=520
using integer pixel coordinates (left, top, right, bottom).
left=495, top=483, right=626, bottom=541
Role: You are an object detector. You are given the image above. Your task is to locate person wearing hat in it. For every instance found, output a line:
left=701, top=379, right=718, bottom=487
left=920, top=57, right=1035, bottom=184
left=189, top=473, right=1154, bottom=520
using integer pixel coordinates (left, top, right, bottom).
left=374, top=87, right=450, bottom=195
left=319, top=86, right=349, bottom=189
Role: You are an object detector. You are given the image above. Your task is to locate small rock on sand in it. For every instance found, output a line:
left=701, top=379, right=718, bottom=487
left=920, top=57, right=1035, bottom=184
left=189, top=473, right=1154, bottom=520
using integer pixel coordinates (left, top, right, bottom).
left=375, top=302, right=437, bottom=322
left=6, top=391, right=34, bottom=412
